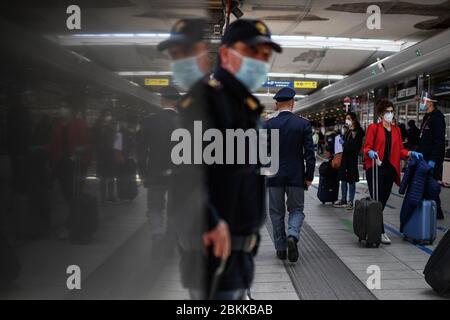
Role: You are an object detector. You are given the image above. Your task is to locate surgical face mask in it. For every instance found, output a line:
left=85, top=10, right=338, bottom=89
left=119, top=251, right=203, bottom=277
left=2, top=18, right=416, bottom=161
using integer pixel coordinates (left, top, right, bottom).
left=230, top=49, right=270, bottom=92
left=345, top=119, right=353, bottom=127
left=170, top=54, right=205, bottom=90
left=384, top=111, right=394, bottom=123
left=419, top=100, right=428, bottom=112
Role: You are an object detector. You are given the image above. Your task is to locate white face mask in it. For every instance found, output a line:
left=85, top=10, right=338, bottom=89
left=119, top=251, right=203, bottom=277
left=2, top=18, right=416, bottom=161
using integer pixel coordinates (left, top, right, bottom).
left=384, top=111, right=394, bottom=123
left=345, top=119, right=353, bottom=127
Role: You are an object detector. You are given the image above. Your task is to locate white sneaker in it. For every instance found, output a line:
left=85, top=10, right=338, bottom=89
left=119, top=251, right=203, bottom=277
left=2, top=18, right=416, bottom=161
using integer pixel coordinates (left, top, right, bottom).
left=381, top=233, right=391, bottom=245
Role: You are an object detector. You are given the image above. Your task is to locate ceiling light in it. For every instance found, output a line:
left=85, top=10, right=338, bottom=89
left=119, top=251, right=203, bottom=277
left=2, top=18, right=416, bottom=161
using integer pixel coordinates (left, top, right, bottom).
left=53, top=34, right=416, bottom=52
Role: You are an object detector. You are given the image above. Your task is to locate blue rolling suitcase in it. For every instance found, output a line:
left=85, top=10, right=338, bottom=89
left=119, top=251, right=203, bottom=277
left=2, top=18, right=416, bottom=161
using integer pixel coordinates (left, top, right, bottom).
left=403, top=200, right=437, bottom=245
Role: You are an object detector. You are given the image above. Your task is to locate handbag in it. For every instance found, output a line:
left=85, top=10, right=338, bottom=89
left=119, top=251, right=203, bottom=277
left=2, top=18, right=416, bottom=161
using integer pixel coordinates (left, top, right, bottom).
left=331, top=152, right=342, bottom=170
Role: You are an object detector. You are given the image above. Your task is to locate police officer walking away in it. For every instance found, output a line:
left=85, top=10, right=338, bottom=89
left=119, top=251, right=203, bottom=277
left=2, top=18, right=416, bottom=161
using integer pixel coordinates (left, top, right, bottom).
left=172, top=18, right=282, bottom=299
left=418, top=91, right=446, bottom=220
left=137, top=86, right=180, bottom=241
left=265, top=87, right=315, bottom=262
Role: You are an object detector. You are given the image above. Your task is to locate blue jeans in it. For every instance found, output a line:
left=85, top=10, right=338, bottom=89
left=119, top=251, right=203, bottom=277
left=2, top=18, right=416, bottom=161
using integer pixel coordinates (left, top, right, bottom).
left=268, top=186, right=305, bottom=251
left=341, top=181, right=356, bottom=204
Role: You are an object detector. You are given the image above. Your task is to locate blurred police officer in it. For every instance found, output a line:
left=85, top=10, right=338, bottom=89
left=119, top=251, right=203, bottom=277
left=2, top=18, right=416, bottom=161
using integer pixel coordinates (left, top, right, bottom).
left=157, top=18, right=232, bottom=298
left=265, top=87, right=315, bottom=263
left=418, top=91, right=446, bottom=220
left=173, top=18, right=282, bottom=299
left=137, top=86, right=181, bottom=240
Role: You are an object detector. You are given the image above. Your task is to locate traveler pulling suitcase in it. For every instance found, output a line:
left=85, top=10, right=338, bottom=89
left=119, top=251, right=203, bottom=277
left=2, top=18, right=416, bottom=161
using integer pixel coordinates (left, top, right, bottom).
left=317, top=161, right=339, bottom=204
left=353, top=159, right=383, bottom=248
left=68, top=158, right=99, bottom=244
left=423, top=230, right=450, bottom=296
left=117, top=158, right=138, bottom=201
left=403, top=200, right=437, bottom=245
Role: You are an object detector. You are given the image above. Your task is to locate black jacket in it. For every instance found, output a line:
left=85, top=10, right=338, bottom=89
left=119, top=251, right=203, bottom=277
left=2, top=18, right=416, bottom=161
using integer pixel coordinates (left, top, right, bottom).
left=338, top=127, right=365, bottom=183
left=172, top=67, right=266, bottom=292
left=407, top=125, right=420, bottom=150
left=419, top=108, right=446, bottom=165
left=137, top=109, right=179, bottom=185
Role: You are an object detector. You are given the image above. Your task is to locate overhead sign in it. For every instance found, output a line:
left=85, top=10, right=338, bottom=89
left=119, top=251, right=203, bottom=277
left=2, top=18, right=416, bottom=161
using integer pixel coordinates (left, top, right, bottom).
left=294, top=81, right=317, bottom=89
left=263, top=80, right=293, bottom=88
left=397, top=86, right=416, bottom=100
left=144, top=78, right=170, bottom=86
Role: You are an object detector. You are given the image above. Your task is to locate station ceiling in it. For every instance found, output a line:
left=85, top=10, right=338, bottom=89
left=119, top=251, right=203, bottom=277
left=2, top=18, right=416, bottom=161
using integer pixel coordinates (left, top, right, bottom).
left=1, top=0, right=449, bottom=110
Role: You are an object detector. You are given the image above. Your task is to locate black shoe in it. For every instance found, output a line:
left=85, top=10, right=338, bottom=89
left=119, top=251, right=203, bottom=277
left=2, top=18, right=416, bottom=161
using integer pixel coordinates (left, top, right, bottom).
left=287, top=236, right=299, bottom=263
left=276, top=250, right=287, bottom=260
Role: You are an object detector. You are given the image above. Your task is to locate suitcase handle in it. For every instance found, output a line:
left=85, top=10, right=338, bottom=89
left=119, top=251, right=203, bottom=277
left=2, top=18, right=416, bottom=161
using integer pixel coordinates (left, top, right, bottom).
left=372, top=158, right=379, bottom=202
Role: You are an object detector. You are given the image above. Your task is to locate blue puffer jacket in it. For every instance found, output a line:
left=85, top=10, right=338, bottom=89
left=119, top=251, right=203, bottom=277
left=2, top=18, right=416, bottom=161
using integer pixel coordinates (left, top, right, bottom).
left=399, top=158, right=439, bottom=232
left=399, top=158, right=428, bottom=206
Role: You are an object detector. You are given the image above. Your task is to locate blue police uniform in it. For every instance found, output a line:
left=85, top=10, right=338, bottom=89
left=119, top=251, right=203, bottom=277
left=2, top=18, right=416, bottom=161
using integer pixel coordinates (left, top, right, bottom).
left=265, top=87, right=315, bottom=260
left=168, top=18, right=282, bottom=298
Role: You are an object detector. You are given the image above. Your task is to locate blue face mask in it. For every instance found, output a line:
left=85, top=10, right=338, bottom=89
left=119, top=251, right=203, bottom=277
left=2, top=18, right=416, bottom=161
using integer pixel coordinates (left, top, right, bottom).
left=171, top=55, right=205, bottom=90
left=419, top=102, right=427, bottom=111
left=231, top=50, right=270, bottom=92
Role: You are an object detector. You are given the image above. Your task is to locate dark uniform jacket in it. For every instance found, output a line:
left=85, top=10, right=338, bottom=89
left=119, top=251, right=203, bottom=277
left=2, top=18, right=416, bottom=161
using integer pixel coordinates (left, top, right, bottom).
left=137, top=109, right=179, bottom=186
left=419, top=108, right=446, bottom=180
left=265, top=111, right=315, bottom=187
left=338, top=127, right=365, bottom=183
left=172, top=67, right=266, bottom=292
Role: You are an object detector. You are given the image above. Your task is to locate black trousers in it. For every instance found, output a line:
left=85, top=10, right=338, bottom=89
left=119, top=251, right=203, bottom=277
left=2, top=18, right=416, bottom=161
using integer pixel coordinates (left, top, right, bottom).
left=55, top=158, right=87, bottom=204
left=428, top=160, right=444, bottom=219
left=366, top=162, right=397, bottom=234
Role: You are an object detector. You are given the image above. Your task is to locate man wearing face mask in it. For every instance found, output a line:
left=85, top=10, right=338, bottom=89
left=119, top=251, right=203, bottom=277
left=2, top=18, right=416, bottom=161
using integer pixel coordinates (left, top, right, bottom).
left=157, top=18, right=210, bottom=91
left=418, top=92, right=446, bottom=220
left=171, top=19, right=282, bottom=299
left=157, top=18, right=231, bottom=299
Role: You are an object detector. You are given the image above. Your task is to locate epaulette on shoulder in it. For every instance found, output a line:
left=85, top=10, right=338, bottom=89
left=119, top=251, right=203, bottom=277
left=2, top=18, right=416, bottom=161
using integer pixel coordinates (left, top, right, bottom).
left=179, top=95, right=193, bottom=109
left=203, top=74, right=222, bottom=90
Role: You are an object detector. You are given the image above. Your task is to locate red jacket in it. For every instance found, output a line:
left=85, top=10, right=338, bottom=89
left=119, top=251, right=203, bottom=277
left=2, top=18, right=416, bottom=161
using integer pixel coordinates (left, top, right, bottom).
left=363, top=122, right=409, bottom=185
left=50, top=118, right=91, bottom=166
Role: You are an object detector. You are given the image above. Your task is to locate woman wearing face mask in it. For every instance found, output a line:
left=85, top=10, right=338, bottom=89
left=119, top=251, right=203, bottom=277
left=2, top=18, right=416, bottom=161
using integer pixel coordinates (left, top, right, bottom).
left=334, top=112, right=365, bottom=211
left=363, top=100, right=422, bottom=244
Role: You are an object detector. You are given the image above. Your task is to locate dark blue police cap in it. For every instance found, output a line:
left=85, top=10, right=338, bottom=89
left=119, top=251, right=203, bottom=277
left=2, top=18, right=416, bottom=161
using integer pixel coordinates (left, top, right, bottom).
left=160, top=86, right=180, bottom=101
left=273, top=87, right=296, bottom=102
left=157, top=18, right=207, bottom=51
left=222, top=19, right=282, bottom=53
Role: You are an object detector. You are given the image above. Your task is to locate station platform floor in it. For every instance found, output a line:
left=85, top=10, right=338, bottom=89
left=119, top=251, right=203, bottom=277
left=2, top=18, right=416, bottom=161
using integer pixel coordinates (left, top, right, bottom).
left=1, top=158, right=449, bottom=300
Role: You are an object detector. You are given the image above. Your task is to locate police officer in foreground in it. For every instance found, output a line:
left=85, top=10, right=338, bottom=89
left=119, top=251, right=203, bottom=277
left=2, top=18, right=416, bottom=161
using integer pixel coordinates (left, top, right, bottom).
left=265, top=87, right=315, bottom=263
left=418, top=91, right=446, bottom=220
left=173, top=18, right=282, bottom=299
left=157, top=17, right=231, bottom=298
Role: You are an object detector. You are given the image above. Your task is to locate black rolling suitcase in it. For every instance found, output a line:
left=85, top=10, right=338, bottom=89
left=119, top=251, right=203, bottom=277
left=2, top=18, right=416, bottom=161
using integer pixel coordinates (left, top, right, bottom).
left=117, top=159, right=138, bottom=201
left=423, top=230, right=450, bottom=296
left=317, top=161, right=339, bottom=204
left=353, top=160, right=383, bottom=248
left=68, top=158, right=99, bottom=244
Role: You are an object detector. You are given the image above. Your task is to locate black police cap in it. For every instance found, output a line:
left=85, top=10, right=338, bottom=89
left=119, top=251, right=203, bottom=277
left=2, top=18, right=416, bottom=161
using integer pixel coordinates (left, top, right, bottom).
left=273, top=87, right=296, bottom=102
left=160, top=86, right=180, bottom=101
left=222, top=19, right=282, bottom=53
left=157, top=18, right=207, bottom=51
